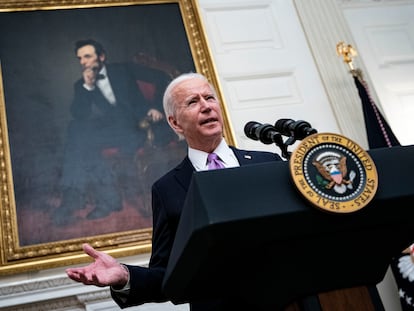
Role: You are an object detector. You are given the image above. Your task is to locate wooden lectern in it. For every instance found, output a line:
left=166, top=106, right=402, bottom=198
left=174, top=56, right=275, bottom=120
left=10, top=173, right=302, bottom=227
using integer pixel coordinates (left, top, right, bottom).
left=162, top=145, right=414, bottom=310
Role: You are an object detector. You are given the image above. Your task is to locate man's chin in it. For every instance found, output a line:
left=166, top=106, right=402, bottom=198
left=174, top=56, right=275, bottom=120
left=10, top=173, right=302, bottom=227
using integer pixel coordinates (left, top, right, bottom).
left=202, top=131, right=223, bottom=141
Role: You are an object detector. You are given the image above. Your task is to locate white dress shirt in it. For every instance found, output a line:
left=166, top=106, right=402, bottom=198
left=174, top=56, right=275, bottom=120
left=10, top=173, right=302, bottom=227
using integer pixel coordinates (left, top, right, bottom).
left=188, top=138, right=240, bottom=171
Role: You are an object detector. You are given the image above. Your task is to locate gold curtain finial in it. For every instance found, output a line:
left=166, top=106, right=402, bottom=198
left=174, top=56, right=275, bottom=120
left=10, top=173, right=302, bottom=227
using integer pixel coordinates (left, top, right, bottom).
left=336, top=41, right=358, bottom=70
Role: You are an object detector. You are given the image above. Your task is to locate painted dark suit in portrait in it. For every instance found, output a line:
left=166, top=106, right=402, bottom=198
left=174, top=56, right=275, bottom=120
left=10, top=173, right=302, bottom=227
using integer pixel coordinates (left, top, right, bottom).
left=54, top=39, right=176, bottom=225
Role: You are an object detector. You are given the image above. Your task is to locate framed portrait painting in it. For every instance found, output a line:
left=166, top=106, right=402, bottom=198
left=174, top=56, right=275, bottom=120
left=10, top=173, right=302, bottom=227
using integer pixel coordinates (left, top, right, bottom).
left=0, top=0, right=233, bottom=274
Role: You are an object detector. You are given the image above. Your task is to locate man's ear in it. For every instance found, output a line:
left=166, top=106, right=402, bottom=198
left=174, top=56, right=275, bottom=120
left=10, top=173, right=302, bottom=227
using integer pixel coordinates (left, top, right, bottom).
left=168, top=116, right=183, bottom=134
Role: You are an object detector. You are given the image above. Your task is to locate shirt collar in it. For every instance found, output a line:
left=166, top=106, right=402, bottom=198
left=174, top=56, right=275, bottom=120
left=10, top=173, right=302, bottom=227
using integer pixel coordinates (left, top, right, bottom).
left=188, top=138, right=239, bottom=171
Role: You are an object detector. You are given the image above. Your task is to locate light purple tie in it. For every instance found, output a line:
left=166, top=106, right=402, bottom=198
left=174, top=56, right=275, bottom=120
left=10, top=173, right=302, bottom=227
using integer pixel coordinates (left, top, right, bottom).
left=207, top=153, right=225, bottom=170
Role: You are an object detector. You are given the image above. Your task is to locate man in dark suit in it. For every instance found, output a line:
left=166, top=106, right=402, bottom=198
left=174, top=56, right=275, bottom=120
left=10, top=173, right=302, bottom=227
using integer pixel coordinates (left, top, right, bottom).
left=66, top=72, right=282, bottom=310
left=56, top=39, right=171, bottom=224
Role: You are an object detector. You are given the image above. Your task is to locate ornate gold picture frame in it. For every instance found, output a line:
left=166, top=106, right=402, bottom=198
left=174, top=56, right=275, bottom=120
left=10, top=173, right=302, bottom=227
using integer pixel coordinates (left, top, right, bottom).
left=0, top=0, right=232, bottom=275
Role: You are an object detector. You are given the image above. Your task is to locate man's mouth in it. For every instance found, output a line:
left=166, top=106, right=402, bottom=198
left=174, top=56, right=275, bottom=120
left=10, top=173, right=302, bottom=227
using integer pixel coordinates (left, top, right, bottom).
left=200, top=118, right=218, bottom=125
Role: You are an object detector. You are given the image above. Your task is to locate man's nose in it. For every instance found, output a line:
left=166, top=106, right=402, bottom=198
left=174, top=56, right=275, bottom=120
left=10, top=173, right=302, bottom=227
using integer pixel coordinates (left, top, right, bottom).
left=200, top=98, right=211, bottom=111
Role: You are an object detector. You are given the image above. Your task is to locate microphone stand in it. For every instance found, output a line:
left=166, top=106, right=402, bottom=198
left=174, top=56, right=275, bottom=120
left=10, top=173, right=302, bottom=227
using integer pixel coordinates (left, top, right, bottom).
left=276, top=130, right=318, bottom=161
left=274, top=134, right=293, bottom=161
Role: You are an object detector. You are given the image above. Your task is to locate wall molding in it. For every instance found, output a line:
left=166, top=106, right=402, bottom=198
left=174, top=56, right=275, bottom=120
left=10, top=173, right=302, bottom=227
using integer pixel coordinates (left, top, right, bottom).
left=0, top=274, right=108, bottom=310
left=337, top=0, right=413, bottom=8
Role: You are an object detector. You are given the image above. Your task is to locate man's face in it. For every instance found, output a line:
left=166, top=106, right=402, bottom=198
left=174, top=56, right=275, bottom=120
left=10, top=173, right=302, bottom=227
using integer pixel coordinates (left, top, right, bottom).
left=168, top=78, right=224, bottom=151
left=76, top=44, right=105, bottom=70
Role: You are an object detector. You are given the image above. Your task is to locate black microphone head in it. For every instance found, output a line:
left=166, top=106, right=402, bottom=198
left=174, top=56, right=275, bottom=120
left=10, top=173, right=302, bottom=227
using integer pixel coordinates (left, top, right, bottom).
left=258, top=123, right=279, bottom=144
left=293, top=120, right=317, bottom=139
left=274, top=118, right=317, bottom=140
left=244, top=121, right=278, bottom=144
left=244, top=121, right=261, bottom=140
left=274, top=118, right=295, bottom=136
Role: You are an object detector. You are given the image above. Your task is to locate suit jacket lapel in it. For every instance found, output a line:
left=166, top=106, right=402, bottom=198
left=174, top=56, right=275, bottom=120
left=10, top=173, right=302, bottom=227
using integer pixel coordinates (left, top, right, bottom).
left=173, top=156, right=195, bottom=192
left=231, top=146, right=256, bottom=166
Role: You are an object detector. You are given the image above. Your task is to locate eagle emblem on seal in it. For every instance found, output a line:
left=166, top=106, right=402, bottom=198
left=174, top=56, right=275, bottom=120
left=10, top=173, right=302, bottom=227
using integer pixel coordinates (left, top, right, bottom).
left=312, top=151, right=356, bottom=194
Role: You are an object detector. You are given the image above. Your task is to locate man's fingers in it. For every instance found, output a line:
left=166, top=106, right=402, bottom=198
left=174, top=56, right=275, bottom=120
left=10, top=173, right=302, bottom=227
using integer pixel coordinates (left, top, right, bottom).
left=66, top=268, right=84, bottom=282
left=67, top=267, right=101, bottom=286
left=82, top=243, right=101, bottom=259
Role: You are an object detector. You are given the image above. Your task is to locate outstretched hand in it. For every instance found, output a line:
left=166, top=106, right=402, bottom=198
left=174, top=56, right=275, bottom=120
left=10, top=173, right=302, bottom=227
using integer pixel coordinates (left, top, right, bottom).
left=66, top=243, right=129, bottom=288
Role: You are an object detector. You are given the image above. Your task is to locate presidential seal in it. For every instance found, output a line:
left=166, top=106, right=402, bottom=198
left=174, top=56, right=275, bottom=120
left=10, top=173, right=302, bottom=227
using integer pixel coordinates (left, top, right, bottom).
left=289, top=133, right=378, bottom=213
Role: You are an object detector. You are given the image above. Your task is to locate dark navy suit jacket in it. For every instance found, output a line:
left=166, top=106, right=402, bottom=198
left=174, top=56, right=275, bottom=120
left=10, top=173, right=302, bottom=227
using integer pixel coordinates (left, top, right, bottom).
left=112, top=146, right=282, bottom=310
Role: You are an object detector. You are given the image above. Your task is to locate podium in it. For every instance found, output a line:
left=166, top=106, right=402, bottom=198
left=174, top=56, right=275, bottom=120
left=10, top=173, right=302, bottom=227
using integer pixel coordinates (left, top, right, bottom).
left=162, top=145, right=414, bottom=309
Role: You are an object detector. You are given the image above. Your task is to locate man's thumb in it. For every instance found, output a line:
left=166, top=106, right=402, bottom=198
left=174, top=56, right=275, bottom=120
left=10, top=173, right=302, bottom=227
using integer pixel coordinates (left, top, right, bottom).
left=82, top=243, right=100, bottom=259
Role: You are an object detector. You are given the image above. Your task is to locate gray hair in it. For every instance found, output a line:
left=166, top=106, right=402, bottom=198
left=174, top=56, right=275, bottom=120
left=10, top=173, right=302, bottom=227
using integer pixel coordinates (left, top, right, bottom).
left=163, top=72, right=217, bottom=118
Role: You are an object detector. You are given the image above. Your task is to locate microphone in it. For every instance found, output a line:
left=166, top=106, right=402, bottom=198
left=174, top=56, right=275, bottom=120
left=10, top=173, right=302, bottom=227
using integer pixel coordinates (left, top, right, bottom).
left=244, top=121, right=282, bottom=145
left=274, top=118, right=317, bottom=140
